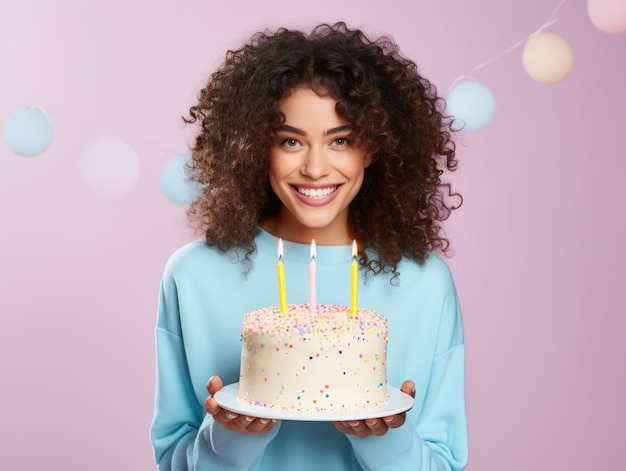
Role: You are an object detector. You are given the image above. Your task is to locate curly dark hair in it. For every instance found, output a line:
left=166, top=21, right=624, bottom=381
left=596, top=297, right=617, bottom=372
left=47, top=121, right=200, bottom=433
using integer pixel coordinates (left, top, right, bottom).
left=185, top=22, right=461, bottom=280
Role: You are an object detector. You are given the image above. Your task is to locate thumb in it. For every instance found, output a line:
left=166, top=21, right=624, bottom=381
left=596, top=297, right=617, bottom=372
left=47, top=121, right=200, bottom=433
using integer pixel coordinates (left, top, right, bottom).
left=400, top=380, right=415, bottom=398
left=207, top=376, right=224, bottom=395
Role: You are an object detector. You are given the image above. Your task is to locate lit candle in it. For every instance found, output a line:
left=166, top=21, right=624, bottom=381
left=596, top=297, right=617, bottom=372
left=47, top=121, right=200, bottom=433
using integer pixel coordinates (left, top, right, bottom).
left=351, top=240, right=358, bottom=316
left=277, top=239, right=288, bottom=313
left=310, top=239, right=317, bottom=314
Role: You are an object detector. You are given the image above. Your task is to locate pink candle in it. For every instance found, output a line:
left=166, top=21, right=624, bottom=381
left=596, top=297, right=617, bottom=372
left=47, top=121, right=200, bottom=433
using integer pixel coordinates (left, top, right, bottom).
left=310, top=239, right=317, bottom=314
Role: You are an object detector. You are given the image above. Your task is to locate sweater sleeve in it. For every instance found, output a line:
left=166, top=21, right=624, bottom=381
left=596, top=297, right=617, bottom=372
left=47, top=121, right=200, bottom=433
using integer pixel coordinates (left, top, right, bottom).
left=346, top=270, right=468, bottom=470
left=150, top=266, right=280, bottom=471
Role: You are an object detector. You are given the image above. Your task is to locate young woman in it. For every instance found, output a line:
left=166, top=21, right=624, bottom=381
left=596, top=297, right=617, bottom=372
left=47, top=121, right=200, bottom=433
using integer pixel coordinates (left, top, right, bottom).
left=151, top=22, right=467, bottom=470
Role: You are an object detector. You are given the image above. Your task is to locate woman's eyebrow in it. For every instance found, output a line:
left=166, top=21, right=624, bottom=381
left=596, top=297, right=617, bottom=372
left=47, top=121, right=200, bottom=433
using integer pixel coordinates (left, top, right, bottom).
left=276, top=124, right=306, bottom=136
left=324, top=125, right=352, bottom=136
left=276, top=124, right=352, bottom=136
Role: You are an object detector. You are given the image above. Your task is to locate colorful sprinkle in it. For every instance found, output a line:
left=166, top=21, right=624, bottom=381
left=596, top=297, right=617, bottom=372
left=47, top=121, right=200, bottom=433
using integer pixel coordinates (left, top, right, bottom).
left=238, top=303, right=389, bottom=414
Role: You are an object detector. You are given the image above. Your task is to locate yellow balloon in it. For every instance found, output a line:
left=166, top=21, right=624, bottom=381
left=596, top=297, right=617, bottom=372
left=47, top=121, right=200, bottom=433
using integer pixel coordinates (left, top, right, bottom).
left=522, top=32, right=575, bottom=84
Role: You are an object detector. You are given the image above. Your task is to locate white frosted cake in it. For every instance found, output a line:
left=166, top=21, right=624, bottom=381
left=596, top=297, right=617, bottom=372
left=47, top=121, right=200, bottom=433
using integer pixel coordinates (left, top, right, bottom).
left=238, top=303, right=388, bottom=414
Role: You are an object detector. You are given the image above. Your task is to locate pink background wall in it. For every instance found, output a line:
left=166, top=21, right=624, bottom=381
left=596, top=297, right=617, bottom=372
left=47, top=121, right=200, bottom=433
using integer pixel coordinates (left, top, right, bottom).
left=2, top=0, right=624, bottom=469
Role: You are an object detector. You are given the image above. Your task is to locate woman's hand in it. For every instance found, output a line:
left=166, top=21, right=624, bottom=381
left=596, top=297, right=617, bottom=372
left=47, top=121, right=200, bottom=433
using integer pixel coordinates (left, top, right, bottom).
left=204, top=376, right=280, bottom=434
left=334, top=380, right=415, bottom=437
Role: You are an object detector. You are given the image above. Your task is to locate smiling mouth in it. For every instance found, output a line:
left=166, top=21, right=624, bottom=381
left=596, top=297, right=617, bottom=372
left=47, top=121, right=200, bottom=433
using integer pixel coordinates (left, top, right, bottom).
left=296, top=186, right=339, bottom=200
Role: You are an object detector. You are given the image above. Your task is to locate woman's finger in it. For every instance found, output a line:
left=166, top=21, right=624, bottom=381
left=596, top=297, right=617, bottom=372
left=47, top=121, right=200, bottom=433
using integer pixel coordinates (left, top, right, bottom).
left=241, top=417, right=280, bottom=434
left=364, top=418, right=388, bottom=436
left=204, top=396, right=220, bottom=415
left=345, top=421, right=373, bottom=437
left=206, top=376, right=224, bottom=395
left=400, top=380, right=415, bottom=398
left=382, top=413, right=406, bottom=429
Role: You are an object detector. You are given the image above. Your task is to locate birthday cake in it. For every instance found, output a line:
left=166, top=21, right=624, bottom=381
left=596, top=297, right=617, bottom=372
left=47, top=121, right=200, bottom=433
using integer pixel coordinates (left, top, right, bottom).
left=238, top=303, right=388, bottom=414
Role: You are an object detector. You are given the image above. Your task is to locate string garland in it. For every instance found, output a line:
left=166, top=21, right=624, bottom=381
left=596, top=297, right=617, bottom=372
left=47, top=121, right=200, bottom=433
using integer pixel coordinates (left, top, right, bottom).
left=3, top=0, right=625, bottom=195
left=449, top=0, right=568, bottom=90
left=446, top=0, right=576, bottom=132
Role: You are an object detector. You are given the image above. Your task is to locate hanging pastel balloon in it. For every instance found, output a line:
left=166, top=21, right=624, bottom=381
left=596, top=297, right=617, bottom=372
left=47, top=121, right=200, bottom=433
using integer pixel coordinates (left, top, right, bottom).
left=79, top=137, right=140, bottom=197
left=3, top=106, right=54, bottom=157
left=588, top=0, right=626, bottom=34
left=522, top=32, right=575, bottom=84
left=446, top=80, right=497, bottom=132
left=160, top=153, right=202, bottom=205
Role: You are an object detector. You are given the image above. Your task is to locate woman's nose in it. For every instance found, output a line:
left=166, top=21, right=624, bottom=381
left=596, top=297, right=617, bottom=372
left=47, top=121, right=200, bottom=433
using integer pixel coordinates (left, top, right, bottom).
left=301, top=146, right=330, bottom=179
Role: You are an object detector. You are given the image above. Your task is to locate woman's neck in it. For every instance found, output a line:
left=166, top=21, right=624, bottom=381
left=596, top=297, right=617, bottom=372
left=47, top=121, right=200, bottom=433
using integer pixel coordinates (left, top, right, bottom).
left=260, top=212, right=353, bottom=246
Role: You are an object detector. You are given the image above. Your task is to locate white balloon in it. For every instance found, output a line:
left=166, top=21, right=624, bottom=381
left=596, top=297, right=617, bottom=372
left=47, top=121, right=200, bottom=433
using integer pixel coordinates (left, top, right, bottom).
left=588, top=0, right=626, bottom=34
left=80, top=137, right=140, bottom=197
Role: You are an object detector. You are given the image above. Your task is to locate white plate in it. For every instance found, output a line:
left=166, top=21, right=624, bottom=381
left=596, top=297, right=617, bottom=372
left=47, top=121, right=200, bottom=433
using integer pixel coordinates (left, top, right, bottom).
left=214, top=383, right=414, bottom=422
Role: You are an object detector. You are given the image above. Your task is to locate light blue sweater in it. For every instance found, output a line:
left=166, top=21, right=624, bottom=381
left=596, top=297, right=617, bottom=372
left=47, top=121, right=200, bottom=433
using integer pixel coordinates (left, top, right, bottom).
left=151, top=229, right=468, bottom=470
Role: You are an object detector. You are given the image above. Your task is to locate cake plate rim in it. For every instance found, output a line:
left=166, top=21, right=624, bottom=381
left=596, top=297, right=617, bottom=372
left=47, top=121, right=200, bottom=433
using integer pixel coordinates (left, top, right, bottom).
left=214, top=382, right=414, bottom=422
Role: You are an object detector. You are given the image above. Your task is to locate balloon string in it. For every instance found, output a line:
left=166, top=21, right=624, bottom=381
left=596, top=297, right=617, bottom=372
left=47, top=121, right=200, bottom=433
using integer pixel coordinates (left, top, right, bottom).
left=449, top=0, right=567, bottom=91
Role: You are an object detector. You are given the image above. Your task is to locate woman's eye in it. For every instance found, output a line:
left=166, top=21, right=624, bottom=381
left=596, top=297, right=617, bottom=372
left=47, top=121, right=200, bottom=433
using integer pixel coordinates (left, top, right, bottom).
left=283, top=138, right=300, bottom=147
left=333, top=137, right=349, bottom=146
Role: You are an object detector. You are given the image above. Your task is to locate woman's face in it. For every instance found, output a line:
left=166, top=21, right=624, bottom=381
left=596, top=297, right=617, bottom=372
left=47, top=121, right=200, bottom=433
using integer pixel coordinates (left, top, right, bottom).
left=265, top=87, right=371, bottom=245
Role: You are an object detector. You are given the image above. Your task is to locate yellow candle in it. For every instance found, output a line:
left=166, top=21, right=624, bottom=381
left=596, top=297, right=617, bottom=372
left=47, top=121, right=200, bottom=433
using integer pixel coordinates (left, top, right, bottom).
left=351, top=240, right=358, bottom=316
left=277, top=239, right=288, bottom=313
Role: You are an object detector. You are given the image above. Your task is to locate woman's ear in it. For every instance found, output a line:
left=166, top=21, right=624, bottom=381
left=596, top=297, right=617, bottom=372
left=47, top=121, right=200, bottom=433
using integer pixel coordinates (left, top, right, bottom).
left=364, top=153, right=373, bottom=168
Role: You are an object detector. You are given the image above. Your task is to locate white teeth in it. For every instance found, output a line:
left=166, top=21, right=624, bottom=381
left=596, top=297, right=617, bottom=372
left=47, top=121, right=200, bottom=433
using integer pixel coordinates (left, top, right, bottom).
left=297, top=186, right=337, bottom=199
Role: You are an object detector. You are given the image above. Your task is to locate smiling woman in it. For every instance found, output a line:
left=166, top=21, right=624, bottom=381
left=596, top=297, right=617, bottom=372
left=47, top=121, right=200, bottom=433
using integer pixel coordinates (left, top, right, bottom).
left=264, top=87, right=372, bottom=245
left=182, top=22, right=459, bottom=275
left=151, top=22, right=467, bottom=471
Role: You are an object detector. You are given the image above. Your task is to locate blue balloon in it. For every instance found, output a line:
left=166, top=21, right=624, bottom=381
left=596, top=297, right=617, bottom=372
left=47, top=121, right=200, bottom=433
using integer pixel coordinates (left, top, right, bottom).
left=447, top=81, right=496, bottom=132
left=3, top=106, right=54, bottom=156
left=160, top=153, right=203, bottom=205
